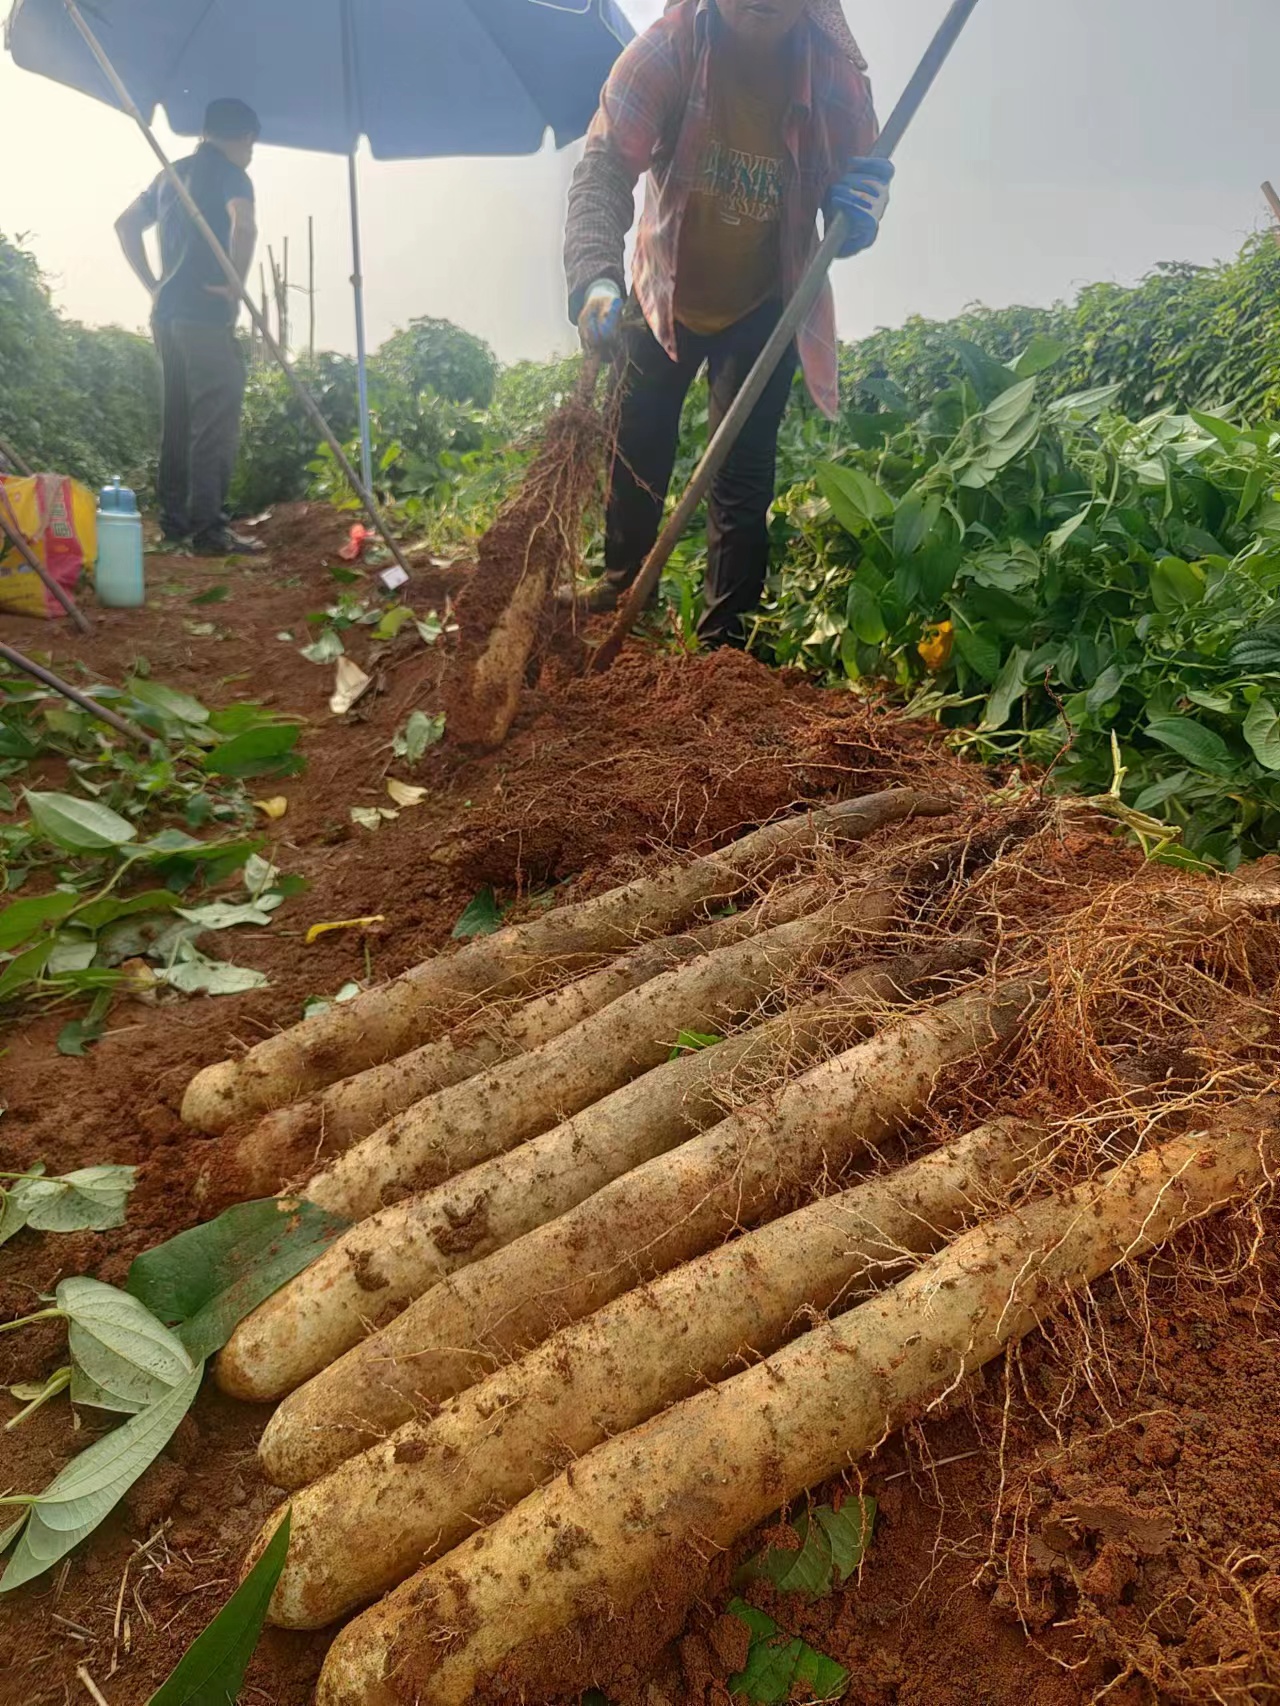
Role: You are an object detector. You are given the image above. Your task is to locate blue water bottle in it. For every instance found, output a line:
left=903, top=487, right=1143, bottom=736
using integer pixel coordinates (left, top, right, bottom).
left=96, top=479, right=145, bottom=608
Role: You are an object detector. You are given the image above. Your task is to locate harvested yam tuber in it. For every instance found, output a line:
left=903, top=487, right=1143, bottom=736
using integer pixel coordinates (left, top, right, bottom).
left=216, top=892, right=898, bottom=1400
left=181, top=788, right=946, bottom=1133
left=253, top=979, right=1035, bottom=1457
left=316, top=1110, right=1272, bottom=1706
left=304, top=888, right=896, bottom=1220
left=201, top=882, right=825, bottom=1201
left=258, top=939, right=983, bottom=1488
left=260, top=1117, right=1043, bottom=1627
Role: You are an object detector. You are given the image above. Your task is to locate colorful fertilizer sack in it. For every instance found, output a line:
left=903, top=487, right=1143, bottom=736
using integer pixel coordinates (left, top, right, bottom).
left=0, top=473, right=97, bottom=619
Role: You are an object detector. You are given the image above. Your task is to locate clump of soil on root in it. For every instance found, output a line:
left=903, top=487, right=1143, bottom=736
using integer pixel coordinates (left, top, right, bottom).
left=445, top=386, right=609, bottom=748
left=439, top=647, right=971, bottom=889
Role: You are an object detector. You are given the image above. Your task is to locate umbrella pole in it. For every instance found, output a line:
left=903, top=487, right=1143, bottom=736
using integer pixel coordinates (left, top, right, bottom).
left=348, top=151, right=376, bottom=495
left=58, top=0, right=415, bottom=585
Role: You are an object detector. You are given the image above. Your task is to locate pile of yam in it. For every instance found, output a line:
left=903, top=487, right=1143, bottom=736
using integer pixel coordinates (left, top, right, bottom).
left=179, top=789, right=1280, bottom=1706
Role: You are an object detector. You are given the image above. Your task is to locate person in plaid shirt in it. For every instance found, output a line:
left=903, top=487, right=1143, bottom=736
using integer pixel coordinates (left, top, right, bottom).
left=564, top=0, right=892, bottom=647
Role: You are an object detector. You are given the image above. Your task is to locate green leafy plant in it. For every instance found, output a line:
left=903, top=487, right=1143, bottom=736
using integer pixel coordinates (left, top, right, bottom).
left=0, top=1199, right=348, bottom=1586
left=0, top=680, right=306, bottom=1045
left=0, top=1362, right=203, bottom=1590
left=760, top=346, right=1280, bottom=868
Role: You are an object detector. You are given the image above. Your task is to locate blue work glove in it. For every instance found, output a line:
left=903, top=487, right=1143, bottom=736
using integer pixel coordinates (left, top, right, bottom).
left=578, top=278, right=623, bottom=351
left=828, top=157, right=895, bottom=258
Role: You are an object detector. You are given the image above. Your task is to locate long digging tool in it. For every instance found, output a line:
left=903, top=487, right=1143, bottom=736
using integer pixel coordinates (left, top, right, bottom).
left=0, top=639, right=149, bottom=746
left=58, top=0, right=415, bottom=587
left=591, top=0, right=982, bottom=674
left=0, top=437, right=34, bottom=478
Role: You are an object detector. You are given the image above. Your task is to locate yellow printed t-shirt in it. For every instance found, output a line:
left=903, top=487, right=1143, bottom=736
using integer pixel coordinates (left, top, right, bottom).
left=673, top=53, right=790, bottom=336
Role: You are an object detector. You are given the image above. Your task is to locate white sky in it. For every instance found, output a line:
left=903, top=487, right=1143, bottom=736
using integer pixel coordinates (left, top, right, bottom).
left=2, top=0, right=1278, bottom=365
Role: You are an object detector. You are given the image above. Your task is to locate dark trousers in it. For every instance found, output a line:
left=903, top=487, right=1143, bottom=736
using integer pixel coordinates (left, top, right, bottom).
left=153, top=319, right=246, bottom=542
left=605, top=297, right=799, bottom=648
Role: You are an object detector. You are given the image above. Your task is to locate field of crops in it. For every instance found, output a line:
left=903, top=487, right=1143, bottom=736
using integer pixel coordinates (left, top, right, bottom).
left=2, top=226, right=1280, bottom=1706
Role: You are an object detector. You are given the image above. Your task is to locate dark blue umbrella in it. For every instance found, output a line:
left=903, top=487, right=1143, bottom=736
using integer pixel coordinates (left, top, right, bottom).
left=5, top=0, right=632, bottom=481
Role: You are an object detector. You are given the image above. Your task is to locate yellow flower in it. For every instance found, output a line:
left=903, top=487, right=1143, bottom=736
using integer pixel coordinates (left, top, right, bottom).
left=917, top=621, right=954, bottom=674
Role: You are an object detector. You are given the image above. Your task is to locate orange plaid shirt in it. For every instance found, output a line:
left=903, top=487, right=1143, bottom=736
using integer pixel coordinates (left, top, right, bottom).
left=564, top=0, right=878, bottom=417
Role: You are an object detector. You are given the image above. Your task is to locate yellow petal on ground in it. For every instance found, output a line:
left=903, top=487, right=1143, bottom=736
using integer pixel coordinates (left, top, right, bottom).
left=386, top=778, right=428, bottom=807
left=253, top=796, right=288, bottom=819
left=305, top=915, right=387, bottom=946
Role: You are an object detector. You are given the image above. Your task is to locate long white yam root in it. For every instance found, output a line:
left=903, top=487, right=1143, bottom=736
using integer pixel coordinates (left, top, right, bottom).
left=258, top=939, right=983, bottom=1489
left=254, top=979, right=1035, bottom=1460
left=181, top=788, right=946, bottom=1132
left=261, top=1117, right=1043, bottom=1628
left=306, top=888, right=895, bottom=1221
left=216, top=893, right=896, bottom=1401
left=316, top=1109, right=1273, bottom=1706
left=203, top=883, right=824, bottom=1201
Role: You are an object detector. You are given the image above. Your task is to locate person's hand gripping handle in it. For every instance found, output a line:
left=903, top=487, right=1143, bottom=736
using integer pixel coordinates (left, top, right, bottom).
left=578, top=278, right=623, bottom=352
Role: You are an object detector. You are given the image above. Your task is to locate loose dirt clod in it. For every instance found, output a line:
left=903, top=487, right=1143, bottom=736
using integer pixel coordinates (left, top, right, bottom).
left=444, top=370, right=609, bottom=749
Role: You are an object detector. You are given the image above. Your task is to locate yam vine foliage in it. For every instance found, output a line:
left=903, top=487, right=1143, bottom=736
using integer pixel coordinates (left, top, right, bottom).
left=758, top=346, right=1280, bottom=867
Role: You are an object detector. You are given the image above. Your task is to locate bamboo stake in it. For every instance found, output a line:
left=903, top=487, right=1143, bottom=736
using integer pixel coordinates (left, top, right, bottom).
left=0, top=436, right=33, bottom=477
left=308, top=217, right=316, bottom=364
left=1263, top=182, right=1280, bottom=253
left=0, top=640, right=149, bottom=746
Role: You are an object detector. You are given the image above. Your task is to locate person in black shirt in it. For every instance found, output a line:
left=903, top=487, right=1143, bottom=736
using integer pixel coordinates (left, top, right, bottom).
left=116, top=98, right=264, bottom=556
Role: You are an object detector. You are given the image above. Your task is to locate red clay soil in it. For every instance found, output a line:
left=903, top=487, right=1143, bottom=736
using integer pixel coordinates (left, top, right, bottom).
left=0, top=508, right=1277, bottom=1706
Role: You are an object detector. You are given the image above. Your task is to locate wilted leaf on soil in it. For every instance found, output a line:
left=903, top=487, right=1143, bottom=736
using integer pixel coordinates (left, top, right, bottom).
left=174, top=897, right=282, bottom=931
left=126, top=1197, right=351, bottom=1364
left=393, top=709, right=446, bottom=763
left=155, top=942, right=269, bottom=997
left=26, top=791, right=137, bottom=852
left=145, top=1509, right=291, bottom=1705
left=300, top=628, right=344, bottom=664
left=386, top=778, right=428, bottom=807
left=305, top=916, right=384, bottom=945
left=1, top=1164, right=136, bottom=1237
left=350, top=805, right=398, bottom=830
left=56, top=1277, right=195, bottom=1414
left=303, top=981, right=361, bottom=1019
left=452, top=887, right=505, bottom=939
left=743, top=1501, right=877, bottom=1597
left=726, top=1600, right=848, bottom=1705
left=0, top=1362, right=203, bottom=1591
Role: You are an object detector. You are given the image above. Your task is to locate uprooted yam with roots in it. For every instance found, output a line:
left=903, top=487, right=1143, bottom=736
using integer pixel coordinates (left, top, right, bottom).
left=176, top=790, right=1280, bottom=1704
